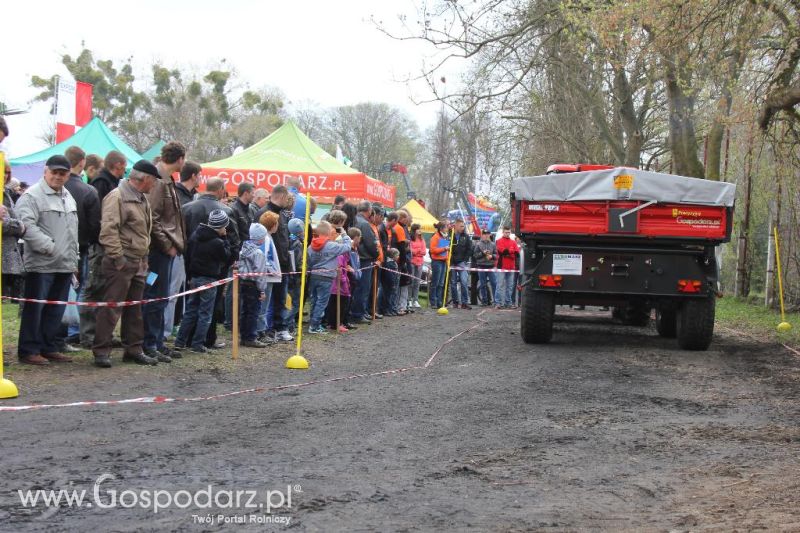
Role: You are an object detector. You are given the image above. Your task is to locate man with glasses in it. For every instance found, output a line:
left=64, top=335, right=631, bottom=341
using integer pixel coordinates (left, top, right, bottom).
left=15, top=155, right=80, bottom=365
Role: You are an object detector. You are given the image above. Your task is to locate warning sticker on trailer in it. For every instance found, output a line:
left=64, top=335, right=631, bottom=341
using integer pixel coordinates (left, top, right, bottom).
left=552, top=253, right=583, bottom=275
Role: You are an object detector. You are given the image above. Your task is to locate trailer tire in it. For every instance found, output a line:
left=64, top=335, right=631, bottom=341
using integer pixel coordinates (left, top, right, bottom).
left=656, top=308, right=678, bottom=338
left=677, top=296, right=715, bottom=350
left=521, top=288, right=554, bottom=344
left=622, top=304, right=651, bottom=327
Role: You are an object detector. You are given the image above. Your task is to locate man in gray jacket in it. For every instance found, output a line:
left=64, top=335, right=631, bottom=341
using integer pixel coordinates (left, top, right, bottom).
left=15, top=155, right=79, bottom=365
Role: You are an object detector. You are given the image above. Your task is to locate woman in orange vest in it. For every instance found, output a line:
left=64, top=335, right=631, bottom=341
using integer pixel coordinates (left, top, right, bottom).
left=428, top=221, right=450, bottom=308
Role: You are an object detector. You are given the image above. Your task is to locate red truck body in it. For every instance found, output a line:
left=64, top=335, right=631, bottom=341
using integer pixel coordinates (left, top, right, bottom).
left=516, top=201, right=731, bottom=242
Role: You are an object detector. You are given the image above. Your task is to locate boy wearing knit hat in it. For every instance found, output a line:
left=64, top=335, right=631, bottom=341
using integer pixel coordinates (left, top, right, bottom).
left=175, top=209, right=231, bottom=353
left=238, top=223, right=271, bottom=347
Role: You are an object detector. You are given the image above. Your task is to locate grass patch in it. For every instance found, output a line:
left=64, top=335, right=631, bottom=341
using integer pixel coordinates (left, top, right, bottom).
left=716, top=296, right=800, bottom=345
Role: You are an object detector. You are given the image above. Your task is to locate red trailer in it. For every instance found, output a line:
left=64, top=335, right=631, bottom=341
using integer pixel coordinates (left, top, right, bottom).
left=511, top=167, right=736, bottom=350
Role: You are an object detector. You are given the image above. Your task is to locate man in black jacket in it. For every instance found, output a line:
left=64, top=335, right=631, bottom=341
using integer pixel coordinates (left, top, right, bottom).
left=175, top=161, right=200, bottom=206
left=449, top=219, right=474, bottom=309
left=90, top=150, right=127, bottom=203
left=181, top=177, right=240, bottom=349
left=63, top=146, right=101, bottom=345
left=79, top=149, right=127, bottom=347
left=254, top=185, right=292, bottom=341
left=231, top=183, right=254, bottom=239
left=350, top=201, right=378, bottom=323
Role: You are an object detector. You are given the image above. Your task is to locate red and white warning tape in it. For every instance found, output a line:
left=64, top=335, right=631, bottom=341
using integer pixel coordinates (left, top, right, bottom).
left=450, top=266, right=520, bottom=274
left=0, top=310, right=493, bottom=412
left=0, top=277, right=235, bottom=308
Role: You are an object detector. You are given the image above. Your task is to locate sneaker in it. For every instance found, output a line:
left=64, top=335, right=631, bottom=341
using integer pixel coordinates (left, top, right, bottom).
left=342, top=323, right=358, bottom=330
left=308, top=326, right=328, bottom=335
left=242, top=339, right=267, bottom=348
left=62, top=343, right=81, bottom=353
left=93, top=354, right=112, bottom=368
left=206, top=341, right=227, bottom=350
left=275, top=330, right=294, bottom=342
left=189, top=345, right=208, bottom=354
left=160, top=346, right=182, bottom=359
left=461, top=304, right=472, bottom=310
left=123, top=352, right=158, bottom=366
left=145, top=349, right=171, bottom=364
left=337, top=325, right=349, bottom=333
left=413, top=300, right=421, bottom=308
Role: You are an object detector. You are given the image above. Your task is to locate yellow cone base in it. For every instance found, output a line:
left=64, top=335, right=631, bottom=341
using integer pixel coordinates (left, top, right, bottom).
left=286, top=355, right=310, bottom=369
left=777, top=321, right=792, bottom=333
left=437, top=307, right=449, bottom=315
left=0, top=378, right=19, bottom=399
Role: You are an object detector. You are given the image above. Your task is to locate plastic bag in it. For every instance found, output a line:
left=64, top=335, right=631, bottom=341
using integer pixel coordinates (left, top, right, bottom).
left=61, top=286, right=80, bottom=327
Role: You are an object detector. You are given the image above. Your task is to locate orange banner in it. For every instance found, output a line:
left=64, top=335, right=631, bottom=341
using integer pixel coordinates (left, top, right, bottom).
left=200, top=167, right=396, bottom=205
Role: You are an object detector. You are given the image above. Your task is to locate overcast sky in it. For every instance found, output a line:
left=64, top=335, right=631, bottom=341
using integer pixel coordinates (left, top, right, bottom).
left=1, top=0, right=462, bottom=159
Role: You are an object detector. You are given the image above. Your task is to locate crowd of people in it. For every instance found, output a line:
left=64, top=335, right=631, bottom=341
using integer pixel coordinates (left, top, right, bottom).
left=0, top=118, right=520, bottom=369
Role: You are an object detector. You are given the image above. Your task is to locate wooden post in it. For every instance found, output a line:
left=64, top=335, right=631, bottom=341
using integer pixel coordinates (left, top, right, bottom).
left=231, top=267, right=239, bottom=360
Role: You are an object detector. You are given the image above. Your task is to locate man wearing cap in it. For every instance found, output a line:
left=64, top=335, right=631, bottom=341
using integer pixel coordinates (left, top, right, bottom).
left=14, top=155, right=79, bottom=365
left=92, top=161, right=159, bottom=367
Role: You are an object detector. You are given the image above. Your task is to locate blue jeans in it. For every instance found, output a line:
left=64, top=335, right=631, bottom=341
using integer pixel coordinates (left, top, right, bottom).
left=430, top=260, right=446, bottom=308
left=282, top=282, right=301, bottom=332
left=67, top=253, right=90, bottom=338
left=175, top=276, right=218, bottom=349
left=163, top=254, right=185, bottom=339
left=256, top=283, right=275, bottom=334
left=142, top=251, right=173, bottom=351
left=450, top=262, right=470, bottom=305
left=240, top=283, right=261, bottom=341
left=308, top=275, right=334, bottom=328
left=477, top=270, right=497, bottom=304
left=350, top=260, right=373, bottom=320
left=269, top=276, right=289, bottom=332
left=18, top=272, right=71, bottom=357
left=497, top=272, right=515, bottom=306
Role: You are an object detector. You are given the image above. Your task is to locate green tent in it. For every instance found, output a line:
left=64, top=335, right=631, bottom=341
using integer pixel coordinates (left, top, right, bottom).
left=141, top=140, right=165, bottom=162
left=202, top=121, right=396, bottom=205
left=10, top=117, right=142, bottom=182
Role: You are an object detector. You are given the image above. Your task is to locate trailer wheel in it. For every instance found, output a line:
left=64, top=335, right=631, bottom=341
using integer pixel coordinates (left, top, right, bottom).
left=622, top=303, right=651, bottom=327
left=655, top=308, right=678, bottom=338
left=677, top=296, right=715, bottom=350
left=521, top=287, right=554, bottom=344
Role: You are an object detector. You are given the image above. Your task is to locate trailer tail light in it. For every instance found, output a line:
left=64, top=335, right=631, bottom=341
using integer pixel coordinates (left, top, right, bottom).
left=677, top=279, right=702, bottom=293
left=539, top=275, right=563, bottom=288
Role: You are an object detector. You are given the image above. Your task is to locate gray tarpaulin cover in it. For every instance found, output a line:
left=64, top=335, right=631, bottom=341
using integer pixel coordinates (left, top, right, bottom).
left=512, top=168, right=736, bottom=207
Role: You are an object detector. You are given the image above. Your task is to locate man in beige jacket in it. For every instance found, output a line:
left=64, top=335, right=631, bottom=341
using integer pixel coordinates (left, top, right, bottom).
left=92, top=161, right=159, bottom=368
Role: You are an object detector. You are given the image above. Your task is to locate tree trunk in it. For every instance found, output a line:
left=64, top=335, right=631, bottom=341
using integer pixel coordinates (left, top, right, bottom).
left=735, top=143, right=754, bottom=297
left=664, top=59, right=705, bottom=178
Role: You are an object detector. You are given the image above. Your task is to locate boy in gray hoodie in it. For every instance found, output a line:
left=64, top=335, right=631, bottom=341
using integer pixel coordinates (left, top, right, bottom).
left=238, top=223, right=270, bottom=347
left=307, top=220, right=352, bottom=334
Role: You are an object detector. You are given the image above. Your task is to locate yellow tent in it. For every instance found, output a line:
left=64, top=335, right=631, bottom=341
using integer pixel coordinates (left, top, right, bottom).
left=401, top=199, right=439, bottom=233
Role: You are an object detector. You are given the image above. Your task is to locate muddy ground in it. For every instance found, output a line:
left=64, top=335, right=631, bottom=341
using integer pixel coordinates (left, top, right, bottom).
left=2, top=305, right=800, bottom=531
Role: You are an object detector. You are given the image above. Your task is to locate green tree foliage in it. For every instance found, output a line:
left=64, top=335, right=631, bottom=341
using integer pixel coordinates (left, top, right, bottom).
left=30, top=48, right=285, bottom=162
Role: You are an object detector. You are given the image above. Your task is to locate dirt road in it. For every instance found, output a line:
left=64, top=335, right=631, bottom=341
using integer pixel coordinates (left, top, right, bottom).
left=2, top=306, right=799, bottom=531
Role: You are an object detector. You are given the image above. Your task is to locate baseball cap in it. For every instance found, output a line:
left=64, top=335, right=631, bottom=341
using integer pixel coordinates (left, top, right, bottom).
left=46, top=155, right=71, bottom=171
